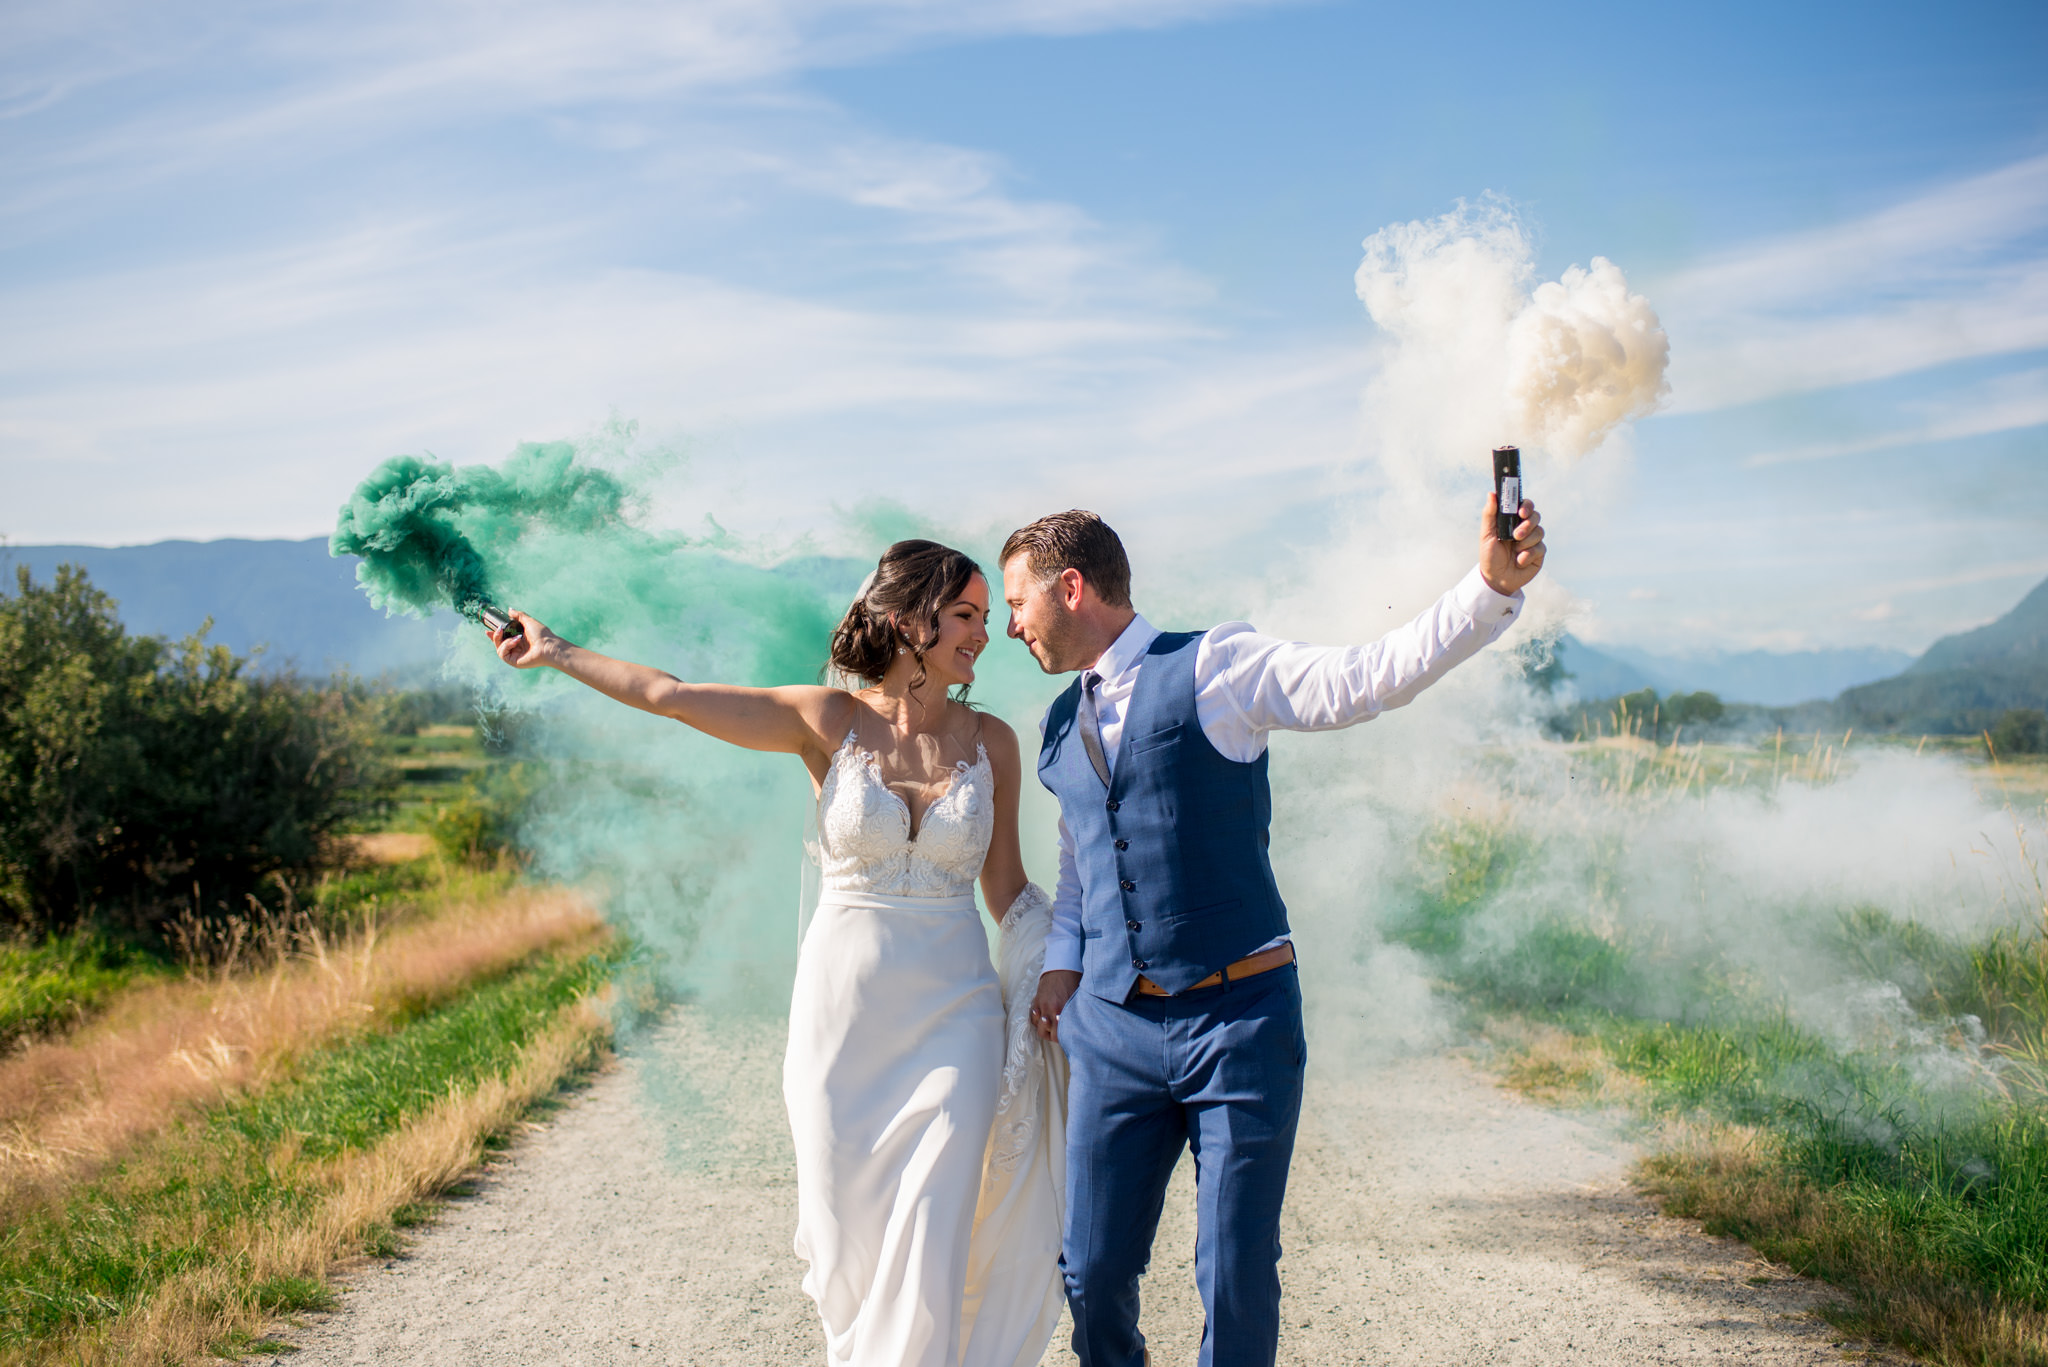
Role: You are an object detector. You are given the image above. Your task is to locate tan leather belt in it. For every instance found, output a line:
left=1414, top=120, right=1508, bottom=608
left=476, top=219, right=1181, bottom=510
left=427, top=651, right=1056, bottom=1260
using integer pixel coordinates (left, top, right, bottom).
left=1134, top=941, right=1296, bottom=997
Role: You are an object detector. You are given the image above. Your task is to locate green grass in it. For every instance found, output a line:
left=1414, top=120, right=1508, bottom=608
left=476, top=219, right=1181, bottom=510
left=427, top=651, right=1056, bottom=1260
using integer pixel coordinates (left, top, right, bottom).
left=0, top=932, right=167, bottom=1049
left=1598, top=1016, right=2048, bottom=1306
left=0, top=943, right=617, bottom=1352
left=1390, top=771, right=2048, bottom=1363
left=298, top=857, right=514, bottom=935
left=373, top=723, right=492, bottom=832
left=0, top=860, right=521, bottom=1056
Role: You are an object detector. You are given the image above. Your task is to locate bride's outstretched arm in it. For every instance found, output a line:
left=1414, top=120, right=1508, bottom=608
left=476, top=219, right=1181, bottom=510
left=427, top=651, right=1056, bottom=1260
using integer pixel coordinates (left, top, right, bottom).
left=977, top=718, right=1031, bottom=919
left=490, top=610, right=847, bottom=756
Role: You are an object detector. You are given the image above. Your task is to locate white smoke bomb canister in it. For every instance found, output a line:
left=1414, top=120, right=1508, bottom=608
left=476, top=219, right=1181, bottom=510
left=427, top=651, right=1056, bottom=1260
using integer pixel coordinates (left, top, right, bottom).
left=1492, top=445, right=1522, bottom=542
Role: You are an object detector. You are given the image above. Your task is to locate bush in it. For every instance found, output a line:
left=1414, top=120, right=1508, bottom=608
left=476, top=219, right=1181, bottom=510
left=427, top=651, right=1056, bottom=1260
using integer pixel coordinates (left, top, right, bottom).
left=0, top=565, right=394, bottom=943
left=1990, top=707, right=2048, bottom=757
left=1664, top=690, right=1725, bottom=732
left=427, top=763, right=537, bottom=865
left=372, top=686, right=473, bottom=737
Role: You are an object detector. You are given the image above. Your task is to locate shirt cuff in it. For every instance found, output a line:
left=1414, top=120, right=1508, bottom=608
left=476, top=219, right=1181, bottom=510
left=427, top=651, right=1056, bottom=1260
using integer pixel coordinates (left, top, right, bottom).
left=1454, top=565, right=1523, bottom=626
left=1041, top=936, right=1084, bottom=975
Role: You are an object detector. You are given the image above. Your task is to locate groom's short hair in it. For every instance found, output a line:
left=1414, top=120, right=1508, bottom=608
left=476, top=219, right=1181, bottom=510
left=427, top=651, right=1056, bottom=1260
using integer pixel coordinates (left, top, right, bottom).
left=1000, top=510, right=1132, bottom=608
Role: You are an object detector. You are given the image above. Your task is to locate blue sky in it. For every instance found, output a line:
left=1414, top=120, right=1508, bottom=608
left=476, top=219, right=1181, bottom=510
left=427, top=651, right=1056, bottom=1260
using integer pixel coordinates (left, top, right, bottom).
left=2, top=0, right=2044, bottom=654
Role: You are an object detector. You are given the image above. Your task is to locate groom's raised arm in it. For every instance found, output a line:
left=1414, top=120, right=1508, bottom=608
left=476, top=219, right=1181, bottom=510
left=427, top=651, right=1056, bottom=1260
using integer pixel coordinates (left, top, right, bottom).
left=1197, top=493, right=1542, bottom=741
left=1198, top=566, right=1522, bottom=744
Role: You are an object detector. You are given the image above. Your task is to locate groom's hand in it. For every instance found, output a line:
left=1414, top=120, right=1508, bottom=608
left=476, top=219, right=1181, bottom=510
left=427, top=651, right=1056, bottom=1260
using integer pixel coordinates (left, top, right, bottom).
left=1480, top=493, right=1546, bottom=596
left=1030, top=970, right=1081, bottom=1043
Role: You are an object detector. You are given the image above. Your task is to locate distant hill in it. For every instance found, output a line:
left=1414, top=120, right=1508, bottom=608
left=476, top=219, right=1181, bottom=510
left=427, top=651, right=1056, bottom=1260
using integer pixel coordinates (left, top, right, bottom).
left=1595, top=642, right=1913, bottom=706
left=13, top=537, right=2045, bottom=736
left=1, top=539, right=448, bottom=678
left=1908, top=577, right=2048, bottom=673
left=1, top=539, right=879, bottom=684
left=1548, top=636, right=1911, bottom=707
left=1835, top=577, right=2048, bottom=734
left=1552, top=635, right=1654, bottom=698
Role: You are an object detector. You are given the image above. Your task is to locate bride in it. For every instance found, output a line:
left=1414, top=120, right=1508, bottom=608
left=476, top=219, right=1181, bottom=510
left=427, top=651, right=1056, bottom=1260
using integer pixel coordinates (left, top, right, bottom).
left=489, top=539, right=1067, bottom=1367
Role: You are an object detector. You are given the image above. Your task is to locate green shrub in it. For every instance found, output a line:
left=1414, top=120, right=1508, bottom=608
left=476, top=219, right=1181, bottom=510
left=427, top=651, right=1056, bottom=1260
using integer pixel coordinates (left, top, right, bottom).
left=1990, top=707, right=2048, bottom=757
left=0, top=565, right=395, bottom=943
left=372, top=686, right=473, bottom=737
left=427, top=763, right=537, bottom=865
left=1665, top=690, right=1726, bottom=731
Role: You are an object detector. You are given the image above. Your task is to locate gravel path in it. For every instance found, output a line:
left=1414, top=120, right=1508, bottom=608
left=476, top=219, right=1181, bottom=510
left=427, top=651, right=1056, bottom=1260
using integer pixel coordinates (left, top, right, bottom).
left=281, top=1005, right=1914, bottom=1366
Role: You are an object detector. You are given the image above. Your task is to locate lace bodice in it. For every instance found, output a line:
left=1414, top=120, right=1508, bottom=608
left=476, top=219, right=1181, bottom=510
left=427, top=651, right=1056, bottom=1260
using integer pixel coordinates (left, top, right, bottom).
left=815, top=730, right=993, bottom=897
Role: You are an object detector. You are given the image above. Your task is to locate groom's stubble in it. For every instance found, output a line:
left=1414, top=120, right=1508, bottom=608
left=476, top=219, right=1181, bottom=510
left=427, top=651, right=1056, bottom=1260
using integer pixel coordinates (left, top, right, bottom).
left=1022, top=603, right=1090, bottom=676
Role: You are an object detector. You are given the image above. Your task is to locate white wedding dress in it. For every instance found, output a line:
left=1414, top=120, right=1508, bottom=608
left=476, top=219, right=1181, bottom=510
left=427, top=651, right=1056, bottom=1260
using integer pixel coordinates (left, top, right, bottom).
left=784, top=728, right=1068, bottom=1367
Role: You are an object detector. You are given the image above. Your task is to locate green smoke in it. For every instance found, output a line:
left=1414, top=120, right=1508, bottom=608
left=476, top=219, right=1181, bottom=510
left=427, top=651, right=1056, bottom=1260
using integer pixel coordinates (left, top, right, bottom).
left=330, top=442, right=643, bottom=623
left=329, top=423, right=1060, bottom=1010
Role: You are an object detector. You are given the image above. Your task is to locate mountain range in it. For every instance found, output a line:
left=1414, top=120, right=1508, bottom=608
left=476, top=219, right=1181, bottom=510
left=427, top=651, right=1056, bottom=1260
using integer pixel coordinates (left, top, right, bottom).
left=1550, top=637, right=1914, bottom=707
left=1830, top=577, right=2048, bottom=734
left=6, top=538, right=2045, bottom=731
left=2, top=539, right=449, bottom=679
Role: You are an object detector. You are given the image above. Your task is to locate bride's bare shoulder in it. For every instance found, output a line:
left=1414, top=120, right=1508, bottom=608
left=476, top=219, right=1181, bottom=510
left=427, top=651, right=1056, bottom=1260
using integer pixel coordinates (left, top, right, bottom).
left=962, top=707, right=1020, bottom=764
left=777, top=685, right=861, bottom=747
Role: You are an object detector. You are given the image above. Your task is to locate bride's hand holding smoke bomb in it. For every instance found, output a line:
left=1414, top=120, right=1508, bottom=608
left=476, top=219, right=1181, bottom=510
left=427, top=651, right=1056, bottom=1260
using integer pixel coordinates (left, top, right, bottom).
left=488, top=611, right=565, bottom=670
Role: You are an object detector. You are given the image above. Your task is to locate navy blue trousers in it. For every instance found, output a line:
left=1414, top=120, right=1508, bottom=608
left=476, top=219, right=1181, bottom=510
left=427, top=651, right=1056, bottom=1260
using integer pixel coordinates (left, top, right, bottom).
left=1059, top=964, right=1306, bottom=1367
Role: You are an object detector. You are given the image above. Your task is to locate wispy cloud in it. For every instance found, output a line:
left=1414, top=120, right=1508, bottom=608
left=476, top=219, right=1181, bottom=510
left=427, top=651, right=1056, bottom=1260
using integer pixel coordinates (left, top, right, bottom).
left=0, top=166, right=1360, bottom=544
left=1743, top=365, right=2048, bottom=467
left=1659, top=154, right=2048, bottom=413
left=0, top=0, right=1302, bottom=242
left=1, top=0, right=1352, bottom=544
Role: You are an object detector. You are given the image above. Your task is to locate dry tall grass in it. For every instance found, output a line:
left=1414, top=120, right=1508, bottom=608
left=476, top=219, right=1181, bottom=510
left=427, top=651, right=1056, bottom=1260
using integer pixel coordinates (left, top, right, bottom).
left=1, top=996, right=611, bottom=1367
left=1640, top=1119, right=2048, bottom=1367
left=0, top=882, right=606, bottom=1216
left=1486, top=1017, right=1645, bottom=1109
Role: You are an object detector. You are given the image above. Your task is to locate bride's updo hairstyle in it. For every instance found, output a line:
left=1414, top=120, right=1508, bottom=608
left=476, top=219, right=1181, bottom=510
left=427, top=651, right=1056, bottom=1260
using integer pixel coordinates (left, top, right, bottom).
left=829, top=539, right=983, bottom=692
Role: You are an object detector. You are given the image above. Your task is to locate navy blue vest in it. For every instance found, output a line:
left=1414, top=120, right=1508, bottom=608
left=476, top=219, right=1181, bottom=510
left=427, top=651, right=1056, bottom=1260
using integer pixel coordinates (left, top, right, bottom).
left=1038, top=629, right=1292, bottom=1002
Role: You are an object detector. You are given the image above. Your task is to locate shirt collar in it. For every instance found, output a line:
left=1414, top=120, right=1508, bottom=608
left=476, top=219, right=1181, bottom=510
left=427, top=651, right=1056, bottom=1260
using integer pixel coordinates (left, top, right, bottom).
left=1089, top=612, right=1158, bottom=686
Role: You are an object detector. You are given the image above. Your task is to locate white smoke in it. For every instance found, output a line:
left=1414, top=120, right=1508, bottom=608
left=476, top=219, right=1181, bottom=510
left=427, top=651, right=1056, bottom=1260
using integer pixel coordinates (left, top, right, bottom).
left=1506, top=257, right=1670, bottom=459
left=1353, top=196, right=1667, bottom=475
left=1283, top=198, right=1672, bottom=653
left=1251, top=198, right=2017, bottom=1092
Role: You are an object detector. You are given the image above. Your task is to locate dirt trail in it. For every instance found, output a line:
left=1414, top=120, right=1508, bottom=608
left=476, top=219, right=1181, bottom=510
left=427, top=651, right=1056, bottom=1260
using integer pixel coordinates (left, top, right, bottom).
left=283, top=1006, right=1913, bottom=1366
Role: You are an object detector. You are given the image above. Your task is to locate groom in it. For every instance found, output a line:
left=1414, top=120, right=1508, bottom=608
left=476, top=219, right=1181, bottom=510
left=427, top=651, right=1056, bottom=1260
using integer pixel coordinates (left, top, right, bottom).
left=1000, top=495, right=1545, bottom=1367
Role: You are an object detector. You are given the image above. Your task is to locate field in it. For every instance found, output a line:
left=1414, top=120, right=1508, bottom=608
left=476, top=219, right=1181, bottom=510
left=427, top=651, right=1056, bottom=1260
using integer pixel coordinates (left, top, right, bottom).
left=11, top=682, right=2047, bottom=1364
left=0, top=689, right=621, bottom=1366
left=1394, top=734, right=2048, bottom=1366
left=376, top=723, right=494, bottom=831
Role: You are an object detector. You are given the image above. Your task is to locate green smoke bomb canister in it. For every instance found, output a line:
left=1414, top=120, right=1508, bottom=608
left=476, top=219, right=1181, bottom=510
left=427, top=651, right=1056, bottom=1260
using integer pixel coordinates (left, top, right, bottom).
left=479, top=605, right=524, bottom=639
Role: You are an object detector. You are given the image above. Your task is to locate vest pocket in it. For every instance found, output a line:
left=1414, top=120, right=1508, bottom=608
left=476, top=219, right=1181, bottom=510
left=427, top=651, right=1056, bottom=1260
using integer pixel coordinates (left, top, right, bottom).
left=1126, top=724, right=1184, bottom=755
left=1158, top=897, right=1239, bottom=925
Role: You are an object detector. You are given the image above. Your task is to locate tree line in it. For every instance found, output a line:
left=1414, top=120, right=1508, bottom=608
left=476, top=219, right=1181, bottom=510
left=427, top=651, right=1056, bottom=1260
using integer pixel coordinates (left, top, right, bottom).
left=0, top=564, right=395, bottom=946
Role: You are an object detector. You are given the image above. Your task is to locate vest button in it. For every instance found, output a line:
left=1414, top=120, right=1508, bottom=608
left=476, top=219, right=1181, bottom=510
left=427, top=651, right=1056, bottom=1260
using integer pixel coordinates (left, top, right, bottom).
left=1119, top=879, right=1135, bottom=892
left=1127, top=919, right=1141, bottom=932
left=1132, top=958, right=1147, bottom=970
left=1115, top=839, right=1129, bottom=851
left=1105, top=799, right=1120, bottom=811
